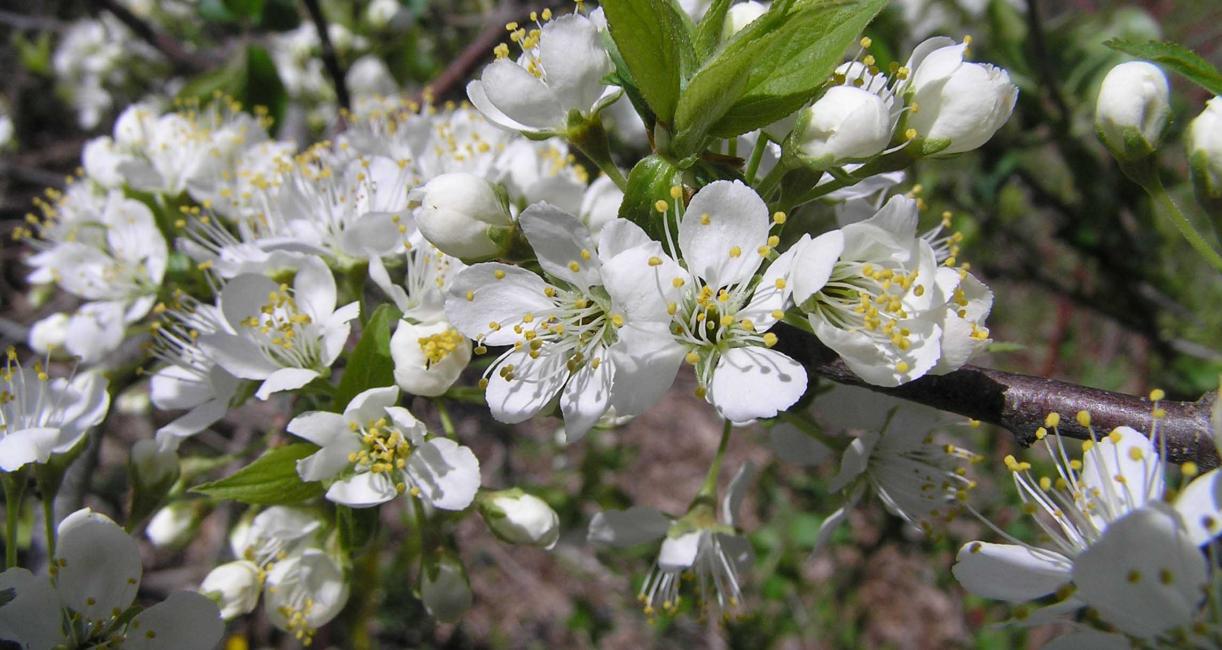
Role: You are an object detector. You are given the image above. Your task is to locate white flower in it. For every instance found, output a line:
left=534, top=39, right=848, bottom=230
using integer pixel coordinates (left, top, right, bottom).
left=467, top=12, right=617, bottom=136
left=264, top=549, right=350, bottom=644
left=478, top=489, right=561, bottom=549
left=1187, top=97, right=1222, bottom=200
left=199, top=560, right=261, bottom=619
left=0, top=357, right=109, bottom=472
left=390, top=320, right=472, bottom=397
left=494, top=138, right=589, bottom=215
left=288, top=386, right=481, bottom=509
left=600, top=180, right=806, bottom=423
left=0, top=509, right=223, bottom=649
left=229, top=506, right=324, bottom=567
left=794, top=85, right=893, bottom=168
left=588, top=464, right=755, bottom=616
left=952, top=414, right=1221, bottom=639
left=369, top=235, right=466, bottom=325
left=200, top=257, right=359, bottom=400
left=146, top=501, right=200, bottom=549
left=416, top=172, right=515, bottom=261
left=790, top=195, right=968, bottom=386
left=902, top=37, right=1018, bottom=155
left=28, top=312, right=70, bottom=356
left=1095, top=61, right=1170, bottom=161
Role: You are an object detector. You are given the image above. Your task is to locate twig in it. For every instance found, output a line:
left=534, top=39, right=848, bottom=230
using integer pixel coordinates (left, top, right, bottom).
left=302, top=0, right=350, bottom=112
left=778, top=332, right=1219, bottom=469
left=1024, top=0, right=1071, bottom=130
left=93, top=0, right=208, bottom=73
left=0, top=9, right=67, bottom=31
left=417, top=4, right=521, bottom=102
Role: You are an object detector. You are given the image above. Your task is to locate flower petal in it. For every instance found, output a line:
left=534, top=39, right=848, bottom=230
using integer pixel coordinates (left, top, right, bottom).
left=518, top=202, right=601, bottom=289
left=406, top=438, right=481, bottom=511
left=658, top=531, right=701, bottom=571
left=708, top=346, right=807, bottom=423
left=446, top=263, right=555, bottom=346
left=559, top=354, right=613, bottom=442
left=607, top=323, right=685, bottom=417
left=1080, top=425, right=1163, bottom=524
left=255, top=368, right=320, bottom=400
left=123, top=591, right=223, bottom=650
left=479, top=59, right=565, bottom=130
left=600, top=242, right=687, bottom=323
left=952, top=541, right=1072, bottom=602
left=343, top=386, right=401, bottom=424
left=296, top=436, right=362, bottom=483
left=293, top=256, right=338, bottom=322
left=1173, top=468, right=1222, bottom=546
left=539, top=14, right=611, bottom=113
left=0, top=567, right=63, bottom=649
left=0, top=427, right=62, bottom=471
left=484, top=348, right=567, bottom=424
left=55, top=508, right=142, bottom=620
left=325, top=472, right=398, bottom=508
left=678, top=180, right=769, bottom=289
left=789, top=230, right=845, bottom=308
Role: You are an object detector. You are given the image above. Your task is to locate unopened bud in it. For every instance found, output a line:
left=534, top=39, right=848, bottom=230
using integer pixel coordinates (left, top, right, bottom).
left=793, top=86, right=892, bottom=169
left=200, top=560, right=262, bottom=620
left=416, top=173, right=514, bottom=261
left=1096, top=61, right=1169, bottom=162
left=478, top=489, right=561, bottom=549
left=146, top=501, right=202, bottom=549
left=1187, top=97, right=1222, bottom=209
left=420, top=550, right=472, bottom=623
left=722, top=1, right=767, bottom=40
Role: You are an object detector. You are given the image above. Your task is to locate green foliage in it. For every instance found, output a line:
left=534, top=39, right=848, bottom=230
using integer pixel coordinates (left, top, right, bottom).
left=618, top=154, right=682, bottom=242
left=1105, top=38, right=1222, bottom=95
left=601, top=0, right=695, bottom=126
left=337, top=505, right=381, bottom=557
left=176, top=44, right=288, bottom=127
left=333, top=303, right=402, bottom=408
left=192, top=443, right=325, bottom=505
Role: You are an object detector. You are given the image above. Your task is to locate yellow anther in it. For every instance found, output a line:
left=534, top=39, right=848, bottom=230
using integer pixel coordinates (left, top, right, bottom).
left=762, top=332, right=778, bottom=347
left=494, top=269, right=506, bottom=280
left=568, top=261, right=581, bottom=272
left=728, top=246, right=741, bottom=258
left=1149, top=388, right=1165, bottom=401
left=669, top=185, right=683, bottom=199
left=654, top=200, right=668, bottom=213
left=648, top=256, right=662, bottom=267
left=1044, top=412, right=1061, bottom=428
left=1075, top=410, right=1091, bottom=427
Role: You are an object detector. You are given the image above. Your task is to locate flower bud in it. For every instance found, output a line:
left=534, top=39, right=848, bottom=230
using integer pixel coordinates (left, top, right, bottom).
left=905, top=39, right=1018, bottom=156
left=478, top=489, right=561, bottom=549
left=1095, top=61, right=1169, bottom=162
left=793, top=86, right=892, bottom=169
left=200, top=560, right=262, bottom=620
left=146, top=501, right=201, bottom=549
left=390, top=320, right=472, bottom=397
left=420, top=551, right=472, bottom=623
left=28, top=312, right=70, bottom=356
left=131, top=439, right=179, bottom=489
left=1187, top=97, right=1222, bottom=205
left=416, top=173, right=514, bottom=261
left=722, top=1, right=767, bottom=39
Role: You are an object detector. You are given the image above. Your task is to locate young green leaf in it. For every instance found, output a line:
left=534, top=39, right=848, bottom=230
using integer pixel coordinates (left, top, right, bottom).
left=693, top=0, right=733, bottom=60
left=333, top=303, right=402, bottom=408
left=618, top=155, right=682, bottom=243
left=191, top=443, right=324, bottom=505
left=601, top=0, right=695, bottom=125
left=1104, top=39, right=1222, bottom=96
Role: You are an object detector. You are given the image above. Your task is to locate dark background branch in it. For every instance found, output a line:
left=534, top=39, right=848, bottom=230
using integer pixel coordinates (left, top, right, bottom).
left=302, top=0, right=350, bottom=112
left=779, top=329, right=1219, bottom=469
left=93, top=0, right=209, bottom=73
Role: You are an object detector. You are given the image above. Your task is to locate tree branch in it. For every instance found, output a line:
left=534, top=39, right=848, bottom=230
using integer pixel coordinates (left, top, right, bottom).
left=778, top=330, right=1219, bottom=469
left=302, top=0, right=350, bottom=112
left=93, top=0, right=208, bottom=74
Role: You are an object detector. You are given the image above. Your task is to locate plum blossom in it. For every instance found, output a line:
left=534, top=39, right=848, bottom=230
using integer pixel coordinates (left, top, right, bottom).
left=467, top=10, right=617, bottom=136
left=288, top=386, right=480, bottom=509
left=200, top=257, right=359, bottom=400
left=0, top=352, right=109, bottom=472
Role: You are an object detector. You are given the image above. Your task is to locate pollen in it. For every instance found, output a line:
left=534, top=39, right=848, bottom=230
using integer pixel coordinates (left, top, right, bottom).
left=494, top=269, right=506, bottom=280
left=654, top=200, right=668, bottom=213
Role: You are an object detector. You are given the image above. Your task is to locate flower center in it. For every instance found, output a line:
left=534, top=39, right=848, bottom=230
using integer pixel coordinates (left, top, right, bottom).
left=240, top=284, right=321, bottom=369
left=418, top=329, right=465, bottom=367
left=346, top=417, right=416, bottom=496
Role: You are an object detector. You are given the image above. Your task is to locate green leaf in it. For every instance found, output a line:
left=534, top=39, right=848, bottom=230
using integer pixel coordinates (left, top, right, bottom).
left=223, top=0, right=264, bottom=20
left=243, top=45, right=287, bottom=128
left=688, top=0, right=887, bottom=140
left=1104, top=38, right=1222, bottom=96
left=618, top=155, right=682, bottom=243
left=192, top=444, right=324, bottom=505
left=601, top=0, right=695, bottom=125
left=333, top=303, right=401, bottom=408
left=693, top=0, right=733, bottom=60
left=337, top=505, right=380, bottom=556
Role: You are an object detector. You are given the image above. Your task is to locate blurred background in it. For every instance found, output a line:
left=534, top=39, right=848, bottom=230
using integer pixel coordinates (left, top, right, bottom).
left=1, top=0, right=1221, bottom=648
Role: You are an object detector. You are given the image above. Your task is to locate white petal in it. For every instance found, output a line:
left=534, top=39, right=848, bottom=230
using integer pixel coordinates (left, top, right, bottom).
left=587, top=506, right=671, bottom=547
left=64, top=301, right=126, bottom=364
left=55, top=509, right=142, bottom=620
left=296, top=436, right=362, bottom=482
left=1174, top=468, right=1222, bottom=546
left=600, top=243, right=687, bottom=323
left=149, top=365, right=210, bottom=411
left=559, top=354, right=613, bottom=441
left=518, top=202, right=601, bottom=288
left=123, top=591, right=223, bottom=650
left=0, top=427, right=62, bottom=471
left=1081, top=425, right=1163, bottom=521
left=406, top=438, right=481, bottom=510
left=740, top=245, right=798, bottom=330
left=198, top=332, right=279, bottom=380
left=0, top=567, right=63, bottom=649
left=343, top=386, right=400, bottom=424
left=860, top=195, right=919, bottom=240
left=287, top=411, right=347, bottom=446
left=484, top=348, right=567, bottom=424
left=293, top=256, right=338, bottom=322
left=596, top=218, right=652, bottom=260
left=480, top=59, right=565, bottom=130
left=539, top=14, right=611, bottom=113
left=1072, top=504, right=1207, bottom=639
left=155, top=398, right=231, bottom=446
left=341, top=211, right=402, bottom=258
left=678, top=180, right=769, bottom=289
left=255, top=368, right=320, bottom=400
left=790, top=230, right=845, bottom=307
left=467, top=80, right=537, bottom=133
left=219, top=273, right=280, bottom=331
left=812, top=314, right=941, bottom=387
left=607, top=323, right=684, bottom=416
left=325, top=472, right=398, bottom=507
left=827, top=431, right=878, bottom=493
left=446, top=263, right=555, bottom=346
left=722, top=462, right=755, bottom=528
left=658, top=531, right=701, bottom=571
left=951, top=541, right=1072, bottom=602
left=708, top=346, right=807, bottom=423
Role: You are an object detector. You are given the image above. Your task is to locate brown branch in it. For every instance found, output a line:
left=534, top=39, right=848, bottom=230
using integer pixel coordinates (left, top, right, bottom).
left=93, top=0, right=208, bottom=74
left=778, top=330, right=1219, bottom=469
left=301, top=0, right=350, bottom=112
left=418, top=5, right=522, bottom=102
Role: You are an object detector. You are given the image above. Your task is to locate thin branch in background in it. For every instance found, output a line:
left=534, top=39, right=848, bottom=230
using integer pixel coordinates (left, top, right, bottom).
left=93, top=0, right=208, bottom=73
left=780, top=333, right=1219, bottom=469
left=1024, top=0, right=1071, bottom=130
left=0, top=9, right=67, bottom=31
left=302, top=0, right=350, bottom=112
left=420, top=4, right=521, bottom=102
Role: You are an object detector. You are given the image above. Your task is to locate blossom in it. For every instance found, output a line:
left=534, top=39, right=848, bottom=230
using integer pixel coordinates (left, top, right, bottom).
left=390, top=320, right=472, bottom=397
left=0, top=354, right=109, bottom=472
left=902, top=37, right=1018, bottom=156
left=445, top=203, right=657, bottom=438
left=288, top=386, right=481, bottom=509
left=199, top=560, right=261, bottom=619
left=264, top=549, right=350, bottom=644
left=602, top=180, right=806, bottom=423
left=415, top=172, right=515, bottom=261
left=790, top=195, right=988, bottom=386
left=200, top=257, right=359, bottom=400
left=0, top=509, right=223, bottom=649
left=793, top=85, right=893, bottom=168
left=952, top=410, right=1221, bottom=640
left=588, top=464, right=755, bottom=616
left=467, top=11, right=617, bottom=136
left=1095, top=61, right=1169, bottom=160
left=477, top=489, right=561, bottom=549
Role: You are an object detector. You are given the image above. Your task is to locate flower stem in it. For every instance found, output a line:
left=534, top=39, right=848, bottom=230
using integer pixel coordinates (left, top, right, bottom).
left=41, top=496, right=55, bottom=560
left=697, top=420, right=734, bottom=501
left=435, top=399, right=457, bottom=439
left=744, top=134, right=771, bottom=185
left=1144, top=174, right=1222, bottom=274
left=569, top=115, right=629, bottom=191
left=3, top=473, right=25, bottom=569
